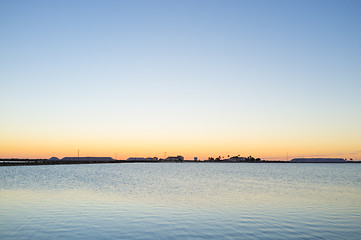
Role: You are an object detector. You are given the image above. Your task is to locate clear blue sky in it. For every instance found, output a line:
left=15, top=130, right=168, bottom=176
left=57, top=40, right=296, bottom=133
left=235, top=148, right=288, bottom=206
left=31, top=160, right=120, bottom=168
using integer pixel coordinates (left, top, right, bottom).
left=1, top=0, right=361, bottom=160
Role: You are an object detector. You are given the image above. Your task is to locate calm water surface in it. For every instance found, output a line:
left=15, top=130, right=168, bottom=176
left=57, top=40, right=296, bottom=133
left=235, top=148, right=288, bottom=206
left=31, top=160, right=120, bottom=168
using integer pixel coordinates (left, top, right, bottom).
left=1, top=163, right=360, bottom=239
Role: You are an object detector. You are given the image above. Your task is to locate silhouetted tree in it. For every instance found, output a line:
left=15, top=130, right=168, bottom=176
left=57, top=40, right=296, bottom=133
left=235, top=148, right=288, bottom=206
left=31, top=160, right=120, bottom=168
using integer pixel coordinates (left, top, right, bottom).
left=246, top=156, right=255, bottom=162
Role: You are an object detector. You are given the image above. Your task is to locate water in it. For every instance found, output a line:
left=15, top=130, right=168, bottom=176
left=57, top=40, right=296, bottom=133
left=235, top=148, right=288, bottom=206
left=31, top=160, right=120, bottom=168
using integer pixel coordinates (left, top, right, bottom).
left=1, top=163, right=360, bottom=239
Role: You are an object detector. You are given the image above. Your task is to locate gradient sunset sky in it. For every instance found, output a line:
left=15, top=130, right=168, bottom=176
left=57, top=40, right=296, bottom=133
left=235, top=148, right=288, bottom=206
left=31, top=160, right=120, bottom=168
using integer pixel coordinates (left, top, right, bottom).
left=1, top=0, right=360, bottom=160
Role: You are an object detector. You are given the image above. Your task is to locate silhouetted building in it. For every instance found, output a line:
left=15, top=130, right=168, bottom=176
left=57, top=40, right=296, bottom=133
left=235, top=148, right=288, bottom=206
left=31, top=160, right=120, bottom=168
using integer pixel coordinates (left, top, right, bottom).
left=165, top=156, right=184, bottom=162
left=290, top=158, right=346, bottom=163
left=61, top=157, right=114, bottom=162
left=226, top=156, right=246, bottom=162
left=126, top=157, right=158, bottom=162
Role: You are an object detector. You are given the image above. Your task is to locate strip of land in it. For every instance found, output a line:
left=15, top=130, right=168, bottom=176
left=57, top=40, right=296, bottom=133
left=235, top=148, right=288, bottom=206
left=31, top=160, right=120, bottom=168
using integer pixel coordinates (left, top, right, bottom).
left=0, top=156, right=358, bottom=166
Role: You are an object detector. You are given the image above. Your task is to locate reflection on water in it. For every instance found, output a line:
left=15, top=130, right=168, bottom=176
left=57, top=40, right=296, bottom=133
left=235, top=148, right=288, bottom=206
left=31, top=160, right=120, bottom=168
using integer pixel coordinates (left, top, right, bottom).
left=1, top=163, right=361, bottom=239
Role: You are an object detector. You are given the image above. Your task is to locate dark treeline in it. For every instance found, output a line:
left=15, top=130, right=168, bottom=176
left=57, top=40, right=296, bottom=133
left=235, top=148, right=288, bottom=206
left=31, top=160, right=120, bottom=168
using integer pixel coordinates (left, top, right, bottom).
left=206, top=155, right=262, bottom=162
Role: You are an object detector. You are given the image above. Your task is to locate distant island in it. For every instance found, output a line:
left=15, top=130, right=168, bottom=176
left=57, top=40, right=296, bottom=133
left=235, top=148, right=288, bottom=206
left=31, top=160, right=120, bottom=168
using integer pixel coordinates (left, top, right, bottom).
left=290, top=158, right=347, bottom=163
left=0, top=155, right=359, bottom=166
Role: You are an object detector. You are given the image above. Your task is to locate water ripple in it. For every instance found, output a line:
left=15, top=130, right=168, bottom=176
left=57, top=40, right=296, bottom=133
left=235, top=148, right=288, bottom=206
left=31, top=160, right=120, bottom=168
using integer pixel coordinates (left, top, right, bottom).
left=1, top=163, right=361, bottom=239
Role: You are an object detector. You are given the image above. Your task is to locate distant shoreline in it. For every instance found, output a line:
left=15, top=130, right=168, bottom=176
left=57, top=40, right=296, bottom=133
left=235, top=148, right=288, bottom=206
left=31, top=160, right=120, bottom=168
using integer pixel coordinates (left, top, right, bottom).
left=0, top=159, right=359, bottom=166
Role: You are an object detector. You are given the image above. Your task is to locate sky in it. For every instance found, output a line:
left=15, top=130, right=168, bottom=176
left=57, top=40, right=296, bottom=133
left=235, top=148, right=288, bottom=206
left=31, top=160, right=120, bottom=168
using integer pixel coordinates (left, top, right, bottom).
left=1, top=0, right=361, bottom=160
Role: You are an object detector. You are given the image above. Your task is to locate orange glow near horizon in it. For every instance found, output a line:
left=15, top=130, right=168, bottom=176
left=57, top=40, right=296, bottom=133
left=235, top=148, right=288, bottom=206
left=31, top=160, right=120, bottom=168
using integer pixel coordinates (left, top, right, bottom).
left=1, top=134, right=359, bottom=161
